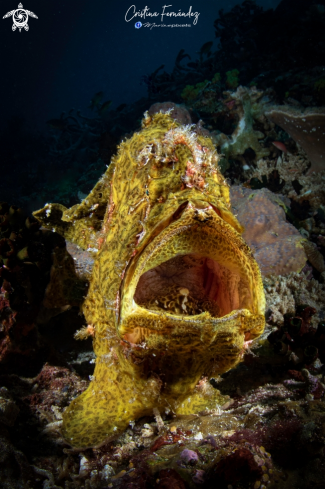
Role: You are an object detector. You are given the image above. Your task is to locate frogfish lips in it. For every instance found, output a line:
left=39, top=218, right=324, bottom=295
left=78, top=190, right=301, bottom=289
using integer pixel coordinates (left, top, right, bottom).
left=120, top=201, right=265, bottom=350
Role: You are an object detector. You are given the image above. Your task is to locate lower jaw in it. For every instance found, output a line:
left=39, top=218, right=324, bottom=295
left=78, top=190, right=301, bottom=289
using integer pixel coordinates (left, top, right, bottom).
left=119, top=306, right=264, bottom=378
left=120, top=305, right=262, bottom=338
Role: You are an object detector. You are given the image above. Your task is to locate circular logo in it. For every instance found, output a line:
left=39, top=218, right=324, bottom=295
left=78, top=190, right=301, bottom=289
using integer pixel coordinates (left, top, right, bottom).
left=13, top=9, right=28, bottom=28
left=135, top=21, right=142, bottom=29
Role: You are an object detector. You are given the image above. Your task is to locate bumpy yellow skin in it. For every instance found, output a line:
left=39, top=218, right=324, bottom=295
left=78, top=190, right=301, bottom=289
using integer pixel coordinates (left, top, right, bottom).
left=34, top=113, right=265, bottom=448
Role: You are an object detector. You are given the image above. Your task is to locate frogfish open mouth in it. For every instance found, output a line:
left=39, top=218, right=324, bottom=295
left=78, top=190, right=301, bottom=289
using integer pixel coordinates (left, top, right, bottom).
left=34, top=112, right=265, bottom=449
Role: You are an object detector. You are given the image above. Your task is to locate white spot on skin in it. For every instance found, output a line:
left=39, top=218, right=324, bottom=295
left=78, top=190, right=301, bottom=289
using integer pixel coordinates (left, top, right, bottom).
left=194, top=432, right=203, bottom=440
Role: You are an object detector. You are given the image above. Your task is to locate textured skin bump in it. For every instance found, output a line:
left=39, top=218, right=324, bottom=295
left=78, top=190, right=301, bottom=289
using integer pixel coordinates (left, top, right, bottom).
left=34, top=113, right=265, bottom=448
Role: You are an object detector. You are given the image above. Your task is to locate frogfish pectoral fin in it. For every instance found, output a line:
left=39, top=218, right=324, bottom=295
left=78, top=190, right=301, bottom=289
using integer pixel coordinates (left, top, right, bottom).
left=61, top=360, right=158, bottom=449
left=176, top=381, right=229, bottom=415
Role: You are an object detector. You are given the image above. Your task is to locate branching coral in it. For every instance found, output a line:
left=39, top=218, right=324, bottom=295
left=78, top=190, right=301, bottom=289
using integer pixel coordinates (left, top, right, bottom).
left=213, top=86, right=270, bottom=162
left=250, top=151, right=310, bottom=188
left=248, top=149, right=325, bottom=212
left=263, top=272, right=325, bottom=327
left=287, top=169, right=325, bottom=210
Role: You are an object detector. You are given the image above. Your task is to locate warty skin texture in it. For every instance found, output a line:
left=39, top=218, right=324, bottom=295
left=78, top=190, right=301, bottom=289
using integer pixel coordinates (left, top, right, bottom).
left=34, top=112, right=265, bottom=448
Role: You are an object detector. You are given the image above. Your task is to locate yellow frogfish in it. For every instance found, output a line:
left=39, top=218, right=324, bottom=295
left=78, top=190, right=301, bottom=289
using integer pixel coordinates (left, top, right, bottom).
left=34, top=112, right=265, bottom=449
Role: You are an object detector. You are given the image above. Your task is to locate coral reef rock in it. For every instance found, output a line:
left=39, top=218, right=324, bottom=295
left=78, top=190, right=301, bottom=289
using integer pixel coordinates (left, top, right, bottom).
left=230, top=186, right=307, bottom=276
left=264, top=272, right=325, bottom=327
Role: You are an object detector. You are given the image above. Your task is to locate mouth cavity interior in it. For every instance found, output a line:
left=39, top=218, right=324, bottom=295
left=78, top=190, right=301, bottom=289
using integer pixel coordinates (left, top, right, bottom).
left=134, top=253, right=250, bottom=318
